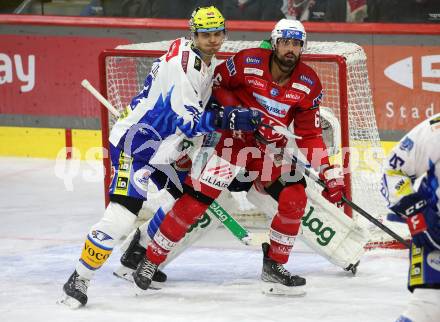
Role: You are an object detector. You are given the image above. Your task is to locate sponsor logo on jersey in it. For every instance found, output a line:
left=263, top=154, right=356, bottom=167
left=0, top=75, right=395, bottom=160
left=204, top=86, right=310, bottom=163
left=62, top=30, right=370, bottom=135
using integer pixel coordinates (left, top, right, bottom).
left=207, top=164, right=233, bottom=179
left=165, top=38, right=180, bottom=62
left=116, top=177, right=128, bottom=190
left=244, top=67, right=263, bottom=76
left=253, top=92, right=290, bottom=118
left=200, top=155, right=238, bottom=189
left=194, top=56, right=202, bottom=71
left=410, top=261, right=422, bottom=283
left=399, top=137, right=414, bottom=152
left=427, top=251, right=440, bottom=271
left=133, top=168, right=151, bottom=192
left=301, top=206, right=336, bottom=247
left=245, top=76, right=268, bottom=90
left=270, top=87, right=279, bottom=97
left=291, top=82, right=311, bottom=94
left=394, top=178, right=412, bottom=196
left=412, top=246, right=422, bottom=258
left=244, top=56, right=262, bottom=65
left=312, top=90, right=323, bottom=107
left=226, top=57, right=236, bottom=76
left=300, top=74, right=314, bottom=86
left=181, top=51, right=189, bottom=73
left=285, top=90, right=303, bottom=102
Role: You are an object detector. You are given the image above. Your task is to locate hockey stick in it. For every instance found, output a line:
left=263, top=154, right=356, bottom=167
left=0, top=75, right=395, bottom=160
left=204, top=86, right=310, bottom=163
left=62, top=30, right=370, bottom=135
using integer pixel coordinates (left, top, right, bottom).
left=207, top=201, right=252, bottom=245
left=81, top=79, right=121, bottom=117
left=268, top=126, right=410, bottom=248
left=260, top=123, right=301, bottom=140
left=81, top=78, right=253, bottom=245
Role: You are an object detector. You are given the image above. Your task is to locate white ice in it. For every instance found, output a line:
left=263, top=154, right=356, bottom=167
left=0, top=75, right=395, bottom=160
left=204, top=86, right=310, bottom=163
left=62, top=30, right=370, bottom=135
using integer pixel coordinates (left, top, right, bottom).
left=0, top=157, right=410, bottom=322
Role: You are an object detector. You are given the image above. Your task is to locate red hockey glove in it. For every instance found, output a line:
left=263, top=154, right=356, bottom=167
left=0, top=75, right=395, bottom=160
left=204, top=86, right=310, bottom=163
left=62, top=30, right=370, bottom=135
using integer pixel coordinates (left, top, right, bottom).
left=319, top=164, right=345, bottom=205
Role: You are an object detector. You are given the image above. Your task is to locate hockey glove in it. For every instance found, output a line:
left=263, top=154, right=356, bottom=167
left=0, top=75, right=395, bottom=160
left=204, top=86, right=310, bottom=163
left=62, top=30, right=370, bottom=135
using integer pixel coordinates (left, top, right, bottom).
left=390, top=193, right=440, bottom=249
left=319, top=164, right=344, bottom=205
left=215, top=106, right=262, bottom=132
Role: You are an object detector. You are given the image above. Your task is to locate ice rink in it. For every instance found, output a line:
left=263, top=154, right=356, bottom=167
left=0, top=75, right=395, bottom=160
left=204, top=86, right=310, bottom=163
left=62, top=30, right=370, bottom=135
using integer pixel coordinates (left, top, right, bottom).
left=0, top=157, right=410, bottom=322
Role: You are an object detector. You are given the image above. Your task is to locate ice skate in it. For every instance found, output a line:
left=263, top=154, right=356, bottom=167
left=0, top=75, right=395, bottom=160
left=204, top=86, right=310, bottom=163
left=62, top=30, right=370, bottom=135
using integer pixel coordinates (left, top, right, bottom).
left=114, top=228, right=167, bottom=283
left=133, top=256, right=159, bottom=292
left=261, top=243, right=306, bottom=296
left=58, top=270, right=90, bottom=309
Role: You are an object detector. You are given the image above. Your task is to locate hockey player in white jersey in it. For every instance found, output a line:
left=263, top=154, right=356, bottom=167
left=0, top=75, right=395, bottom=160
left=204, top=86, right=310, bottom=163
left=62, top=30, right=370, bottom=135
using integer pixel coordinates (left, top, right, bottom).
left=60, top=5, right=262, bottom=308
left=381, top=114, right=440, bottom=322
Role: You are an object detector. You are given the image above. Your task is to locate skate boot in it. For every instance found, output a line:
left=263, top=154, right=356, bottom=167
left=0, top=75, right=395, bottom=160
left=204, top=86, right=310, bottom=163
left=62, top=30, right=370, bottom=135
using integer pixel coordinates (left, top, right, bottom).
left=59, top=270, right=90, bottom=308
left=261, top=243, right=306, bottom=296
left=133, top=256, right=159, bottom=291
left=115, top=228, right=167, bottom=283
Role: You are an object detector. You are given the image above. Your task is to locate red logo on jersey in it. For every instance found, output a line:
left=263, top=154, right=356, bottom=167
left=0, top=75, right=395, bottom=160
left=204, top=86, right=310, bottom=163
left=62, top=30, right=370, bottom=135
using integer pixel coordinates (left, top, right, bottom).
left=181, top=51, right=189, bottom=73
left=207, top=164, right=232, bottom=179
left=165, top=39, right=181, bottom=62
left=245, top=76, right=268, bottom=90
left=285, top=90, right=304, bottom=102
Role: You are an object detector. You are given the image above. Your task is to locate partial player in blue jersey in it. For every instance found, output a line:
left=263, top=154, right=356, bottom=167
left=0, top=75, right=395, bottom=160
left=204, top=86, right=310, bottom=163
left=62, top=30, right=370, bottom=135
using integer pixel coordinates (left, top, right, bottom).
left=381, top=114, right=440, bottom=322
left=59, top=6, right=261, bottom=309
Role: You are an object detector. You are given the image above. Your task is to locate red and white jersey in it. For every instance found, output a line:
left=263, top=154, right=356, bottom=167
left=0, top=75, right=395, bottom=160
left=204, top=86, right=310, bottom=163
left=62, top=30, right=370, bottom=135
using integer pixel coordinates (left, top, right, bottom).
left=213, top=47, right=328, bottom=168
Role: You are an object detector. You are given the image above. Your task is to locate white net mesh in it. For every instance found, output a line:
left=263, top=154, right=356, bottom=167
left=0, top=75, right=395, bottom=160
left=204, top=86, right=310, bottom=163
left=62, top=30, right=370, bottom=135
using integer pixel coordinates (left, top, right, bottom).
left=101, top=40, right=409, bottom=248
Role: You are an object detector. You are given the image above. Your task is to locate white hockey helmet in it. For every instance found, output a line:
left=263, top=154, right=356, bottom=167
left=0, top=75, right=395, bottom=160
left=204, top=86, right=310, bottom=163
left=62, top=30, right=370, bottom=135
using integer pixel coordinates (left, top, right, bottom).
left=271, top=19, right=307, bottom=52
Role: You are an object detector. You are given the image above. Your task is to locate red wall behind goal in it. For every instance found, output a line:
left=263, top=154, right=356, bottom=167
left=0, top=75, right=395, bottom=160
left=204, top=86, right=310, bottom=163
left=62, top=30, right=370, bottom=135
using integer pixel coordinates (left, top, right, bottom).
left=0, top=15, right=439, bottom=138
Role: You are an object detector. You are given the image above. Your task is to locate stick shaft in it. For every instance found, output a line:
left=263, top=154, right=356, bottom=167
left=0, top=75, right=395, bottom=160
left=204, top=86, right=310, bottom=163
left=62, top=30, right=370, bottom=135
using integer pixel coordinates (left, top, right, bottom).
left=270, top=126, right=410, bottom=249
left=81, top=79, right=121, bottom=117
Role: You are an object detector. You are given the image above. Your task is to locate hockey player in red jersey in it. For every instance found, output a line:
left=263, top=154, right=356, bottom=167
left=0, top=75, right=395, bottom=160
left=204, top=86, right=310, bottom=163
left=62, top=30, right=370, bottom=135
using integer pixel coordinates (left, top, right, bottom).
left=133, top=19, right=345, bottom=295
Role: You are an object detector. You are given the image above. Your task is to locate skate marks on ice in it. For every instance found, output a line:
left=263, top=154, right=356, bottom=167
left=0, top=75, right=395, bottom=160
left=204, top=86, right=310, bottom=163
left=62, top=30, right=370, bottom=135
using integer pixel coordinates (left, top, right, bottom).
left=0, top=158, right=411, bottom=322
left=0, top=234, right=410, bottom=322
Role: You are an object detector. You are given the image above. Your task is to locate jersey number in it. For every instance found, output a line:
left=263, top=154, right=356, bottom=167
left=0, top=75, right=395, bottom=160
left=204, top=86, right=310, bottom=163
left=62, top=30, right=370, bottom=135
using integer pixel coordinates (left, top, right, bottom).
left=389, top=153, right=405, bottom=169
left=315, top=110, right=320, bottom=128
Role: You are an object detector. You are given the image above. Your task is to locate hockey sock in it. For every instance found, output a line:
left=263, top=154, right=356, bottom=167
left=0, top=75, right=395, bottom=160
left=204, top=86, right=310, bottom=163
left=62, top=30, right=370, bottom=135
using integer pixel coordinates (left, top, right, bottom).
left=269, top=184, right=307, bottom=263
left=146, top=194, right=210, bottom=264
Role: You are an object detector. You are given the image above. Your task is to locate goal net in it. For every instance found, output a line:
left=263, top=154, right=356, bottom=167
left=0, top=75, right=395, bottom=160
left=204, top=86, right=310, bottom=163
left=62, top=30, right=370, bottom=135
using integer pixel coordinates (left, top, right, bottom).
left=98, top=40, right=409, bottom=249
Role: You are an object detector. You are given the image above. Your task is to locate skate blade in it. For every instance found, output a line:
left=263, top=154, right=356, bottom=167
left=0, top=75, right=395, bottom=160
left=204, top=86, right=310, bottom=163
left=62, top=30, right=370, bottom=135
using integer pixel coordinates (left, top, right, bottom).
left=133, top=282, right=161, bottom=296
left=113, top=266, right=134, bottom=283
left=261, top=282, right=306, bottom=297
left=57, top=295, right=84, bottom=309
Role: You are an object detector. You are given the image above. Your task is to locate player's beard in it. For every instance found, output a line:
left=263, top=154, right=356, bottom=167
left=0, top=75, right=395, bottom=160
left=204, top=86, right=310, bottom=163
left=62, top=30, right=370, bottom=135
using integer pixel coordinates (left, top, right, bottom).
left=273, top=51, right=299, bottom=73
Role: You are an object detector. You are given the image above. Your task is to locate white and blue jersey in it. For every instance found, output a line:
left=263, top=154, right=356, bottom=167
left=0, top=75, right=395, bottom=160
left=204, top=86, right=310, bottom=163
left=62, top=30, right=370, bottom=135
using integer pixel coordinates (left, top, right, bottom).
left=381, top=114, right=440, bottom=213
left=382, top=114, right=440, bottom=292
left=108, top=38, right=217, bottom=199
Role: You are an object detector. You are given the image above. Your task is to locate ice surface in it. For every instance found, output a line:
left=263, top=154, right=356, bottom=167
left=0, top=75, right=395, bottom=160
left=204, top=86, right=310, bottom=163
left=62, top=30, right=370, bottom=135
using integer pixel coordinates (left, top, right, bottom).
left=0, top=158, right=410, bottom=322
